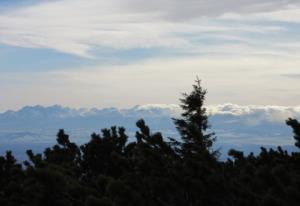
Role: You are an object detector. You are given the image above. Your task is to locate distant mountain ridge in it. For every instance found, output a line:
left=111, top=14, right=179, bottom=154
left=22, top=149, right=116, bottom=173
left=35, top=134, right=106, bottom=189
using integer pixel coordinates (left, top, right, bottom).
left=1, top=104, right=300, bottom=160
left=1, top=104, right=178, bottom=120
left=2, top=103, right=300, bottom=119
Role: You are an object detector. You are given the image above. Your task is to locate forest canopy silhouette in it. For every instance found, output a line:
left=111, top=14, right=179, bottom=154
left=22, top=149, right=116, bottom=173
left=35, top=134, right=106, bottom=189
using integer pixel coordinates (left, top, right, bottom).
left=1, top=79, right=300, bottom=206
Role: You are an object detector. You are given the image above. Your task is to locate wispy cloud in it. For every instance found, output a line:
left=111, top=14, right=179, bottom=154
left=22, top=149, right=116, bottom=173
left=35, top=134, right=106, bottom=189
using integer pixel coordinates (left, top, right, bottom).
left=0, top=0, right=299, bottom=57
left=122, top=0, right=299, bottom=20
left=222, top=6, right=300, bottom=23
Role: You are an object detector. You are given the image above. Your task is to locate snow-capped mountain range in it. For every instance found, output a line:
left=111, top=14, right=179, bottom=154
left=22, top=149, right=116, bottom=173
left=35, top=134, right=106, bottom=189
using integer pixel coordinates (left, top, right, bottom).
left=1, top=104, right=300, bottom=160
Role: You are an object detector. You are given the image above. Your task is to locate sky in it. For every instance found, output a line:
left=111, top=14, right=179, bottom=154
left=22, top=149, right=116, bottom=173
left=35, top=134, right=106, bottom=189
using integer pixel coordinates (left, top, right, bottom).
left=1, top=0, right=300, bottom=111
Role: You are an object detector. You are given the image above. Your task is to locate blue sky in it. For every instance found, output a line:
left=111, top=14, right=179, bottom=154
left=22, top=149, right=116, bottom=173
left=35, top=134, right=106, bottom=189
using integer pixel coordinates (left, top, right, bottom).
left=1, top=0, right=300, bottom=111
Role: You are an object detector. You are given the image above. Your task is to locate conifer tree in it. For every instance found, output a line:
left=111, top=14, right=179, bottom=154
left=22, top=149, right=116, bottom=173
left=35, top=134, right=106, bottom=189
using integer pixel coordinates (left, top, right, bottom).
left=173, top=78, right=216, bottom=157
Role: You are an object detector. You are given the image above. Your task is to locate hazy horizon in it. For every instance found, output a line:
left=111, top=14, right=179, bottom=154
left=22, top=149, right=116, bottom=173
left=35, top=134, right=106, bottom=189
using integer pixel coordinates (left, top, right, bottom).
left=1, top=102, right=299, bottom=160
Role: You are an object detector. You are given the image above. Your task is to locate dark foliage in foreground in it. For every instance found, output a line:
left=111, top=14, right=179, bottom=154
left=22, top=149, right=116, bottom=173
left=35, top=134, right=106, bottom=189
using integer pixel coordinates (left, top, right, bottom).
left=1, top=80, right=300, bottom=206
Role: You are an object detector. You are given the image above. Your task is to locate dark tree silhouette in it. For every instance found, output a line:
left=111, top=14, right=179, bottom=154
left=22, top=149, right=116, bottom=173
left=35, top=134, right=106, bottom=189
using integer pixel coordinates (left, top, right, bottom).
left=173, top=78, right=217, bottom=158
left=286, top=118, right=300, bottom=148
